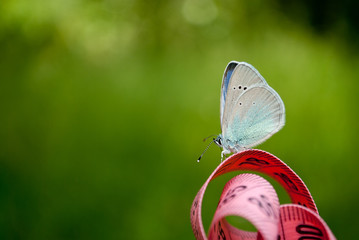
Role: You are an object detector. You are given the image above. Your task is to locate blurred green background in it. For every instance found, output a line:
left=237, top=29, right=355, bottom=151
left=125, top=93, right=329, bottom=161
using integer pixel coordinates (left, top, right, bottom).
left=1, top=0, right=358, bottom=239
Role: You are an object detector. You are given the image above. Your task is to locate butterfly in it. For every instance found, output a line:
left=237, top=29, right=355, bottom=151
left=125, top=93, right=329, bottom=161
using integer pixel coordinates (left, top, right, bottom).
left=198, top=61, right=285, bottom=162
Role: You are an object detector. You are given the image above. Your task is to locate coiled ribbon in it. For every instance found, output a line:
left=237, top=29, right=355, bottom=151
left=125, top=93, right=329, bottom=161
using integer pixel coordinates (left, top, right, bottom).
left=190, top=149, right=336, bottom=240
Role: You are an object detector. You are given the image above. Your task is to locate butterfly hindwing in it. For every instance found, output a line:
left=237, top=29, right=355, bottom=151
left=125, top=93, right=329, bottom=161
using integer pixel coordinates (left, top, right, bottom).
left=223, top=86, right=285, bottom=149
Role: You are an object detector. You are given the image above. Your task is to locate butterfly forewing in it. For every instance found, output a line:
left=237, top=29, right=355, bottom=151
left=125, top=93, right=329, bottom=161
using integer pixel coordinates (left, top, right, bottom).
left=222, top=62, right=268, bottom=132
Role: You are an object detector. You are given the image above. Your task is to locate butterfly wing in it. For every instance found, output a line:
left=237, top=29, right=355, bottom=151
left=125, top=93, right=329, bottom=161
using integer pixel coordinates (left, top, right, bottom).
left=221, top=62, right=285, bottom=150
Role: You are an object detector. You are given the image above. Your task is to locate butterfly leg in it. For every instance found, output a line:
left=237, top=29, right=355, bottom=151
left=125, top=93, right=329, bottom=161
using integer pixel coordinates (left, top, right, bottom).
left=221, top=149, right=231, bottom=162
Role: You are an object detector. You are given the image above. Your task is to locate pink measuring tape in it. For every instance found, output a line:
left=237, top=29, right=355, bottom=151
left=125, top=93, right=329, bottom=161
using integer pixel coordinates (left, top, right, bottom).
left=190, top=149, right=336, bottom=240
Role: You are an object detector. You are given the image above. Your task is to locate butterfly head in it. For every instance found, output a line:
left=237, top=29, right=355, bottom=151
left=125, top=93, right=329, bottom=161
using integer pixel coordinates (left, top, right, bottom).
left=214, top=135, right=223, bottom=148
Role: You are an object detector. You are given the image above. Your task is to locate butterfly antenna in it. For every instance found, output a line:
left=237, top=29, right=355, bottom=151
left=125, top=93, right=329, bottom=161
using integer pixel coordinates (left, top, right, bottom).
left=203, top=134, right=217, bottom=142
left=197, top=139, right=215, bottom=162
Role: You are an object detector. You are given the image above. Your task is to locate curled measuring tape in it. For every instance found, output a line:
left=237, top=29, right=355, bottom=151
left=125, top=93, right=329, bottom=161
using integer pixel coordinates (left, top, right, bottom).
left=190, top=149, right=336, bottom=240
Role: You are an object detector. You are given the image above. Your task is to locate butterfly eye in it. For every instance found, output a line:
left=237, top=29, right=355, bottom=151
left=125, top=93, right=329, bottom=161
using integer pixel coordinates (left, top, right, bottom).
left=213, top=137, right=222, bottom=147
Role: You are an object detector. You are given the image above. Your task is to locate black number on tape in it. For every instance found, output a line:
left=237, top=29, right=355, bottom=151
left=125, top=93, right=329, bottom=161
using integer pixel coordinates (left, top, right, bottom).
left=297, top=202, right=308, bottom=208
left=274, top=172, right=299, bottom=191
left=221, top=185, right=247, bottom=205
left=238, top=158, right=270, bottom=167
left=217, top=221, right=226, bottom=240
left=193, top=227, right=199, bottom=238
left=296, top=224, right=323, bottom=240
left=192, top=200, right=198, bottom=216
left=248, top=194, right=277, bottom=218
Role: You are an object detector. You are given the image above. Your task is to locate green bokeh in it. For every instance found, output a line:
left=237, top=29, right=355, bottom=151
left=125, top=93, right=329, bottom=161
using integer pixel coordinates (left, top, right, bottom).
left=1, top=0, right=358, bottom=239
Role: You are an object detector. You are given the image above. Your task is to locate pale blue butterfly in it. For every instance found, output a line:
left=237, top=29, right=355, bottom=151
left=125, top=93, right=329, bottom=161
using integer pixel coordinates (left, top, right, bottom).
left=198, top=61, right=285, bottom=161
